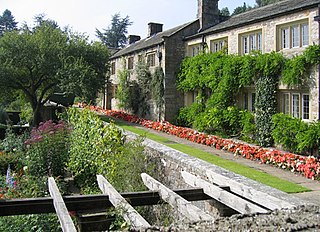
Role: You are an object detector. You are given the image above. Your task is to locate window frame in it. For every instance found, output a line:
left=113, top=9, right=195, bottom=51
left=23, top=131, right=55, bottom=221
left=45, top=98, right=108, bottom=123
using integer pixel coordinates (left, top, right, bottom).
left=278, top=20, right=309, bottom=50
left=147, top=53, right=156, bottom=67
left=239, top=30, right=263, bottom=55
left=302, top=94, right=310, bottom=120
left=111, top=62, right=116, bottom=75
left=210, top=37, right=228, bottom=53
left=127, top=57, right=134, bottom=70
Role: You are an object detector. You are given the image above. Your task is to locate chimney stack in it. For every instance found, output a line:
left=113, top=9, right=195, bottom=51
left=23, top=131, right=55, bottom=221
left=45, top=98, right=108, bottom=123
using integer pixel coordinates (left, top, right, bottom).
left=197, top=0, right=220, bottom=31
left=128, top=35, right=141, bottom=44
left=148, top=22, right=163, bottom=37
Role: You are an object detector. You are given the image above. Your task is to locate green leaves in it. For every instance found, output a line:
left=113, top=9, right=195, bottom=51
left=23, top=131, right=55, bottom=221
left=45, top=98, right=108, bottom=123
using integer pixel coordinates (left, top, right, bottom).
left=67, top=108, right=147, bottom=192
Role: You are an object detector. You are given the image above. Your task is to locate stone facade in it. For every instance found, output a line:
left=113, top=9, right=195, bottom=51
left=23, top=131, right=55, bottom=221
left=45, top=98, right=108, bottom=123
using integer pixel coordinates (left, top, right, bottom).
left=185, top=1, right=320, bottom=121
left=104, top=0, right=320, bottom=122
left=107, top=20, right=199, bottom=121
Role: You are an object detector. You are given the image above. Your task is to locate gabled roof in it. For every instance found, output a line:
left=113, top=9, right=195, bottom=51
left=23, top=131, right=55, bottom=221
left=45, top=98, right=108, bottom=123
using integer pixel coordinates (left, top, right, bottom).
left=111, top=20, right=198, bottom=59
left=187, top=0, right=319, bottom=39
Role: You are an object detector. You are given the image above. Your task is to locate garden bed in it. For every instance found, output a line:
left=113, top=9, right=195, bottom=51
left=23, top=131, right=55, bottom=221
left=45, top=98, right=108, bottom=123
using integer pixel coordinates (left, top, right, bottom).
left=82, top=104, right=320, bottom=181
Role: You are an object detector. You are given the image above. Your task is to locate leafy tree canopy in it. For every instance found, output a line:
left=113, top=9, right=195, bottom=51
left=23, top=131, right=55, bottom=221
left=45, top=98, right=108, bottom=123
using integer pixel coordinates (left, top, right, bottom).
left=0, top=9, right=18, bottom=36
left=0, top=19, right=109, bottom=125
left=219, top=7, right=230, bottom=17
left=232, top=3, right=253, bottom=16
left=96, top=13, right=133, bottom=49
left=255, top=0, right=284, bottom=7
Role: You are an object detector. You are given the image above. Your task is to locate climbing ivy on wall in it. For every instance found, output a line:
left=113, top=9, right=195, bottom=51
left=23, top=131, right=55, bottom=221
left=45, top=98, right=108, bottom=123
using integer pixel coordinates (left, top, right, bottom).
left=151, top=67, right=165, bottom=120
left=177, top=45, right=320, bottom=146
left=115, top=59, right=165, bottom=119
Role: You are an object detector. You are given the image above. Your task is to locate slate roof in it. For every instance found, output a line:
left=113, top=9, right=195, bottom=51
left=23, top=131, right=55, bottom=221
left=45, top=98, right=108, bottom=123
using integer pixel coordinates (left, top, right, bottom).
left=111, top=20, right=198, bottom=59
left=188, top=0, right=319, bottom=39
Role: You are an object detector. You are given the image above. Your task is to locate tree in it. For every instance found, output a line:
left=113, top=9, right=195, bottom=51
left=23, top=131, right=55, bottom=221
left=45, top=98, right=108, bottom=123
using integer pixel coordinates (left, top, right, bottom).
left=232, top=3, right=253, bottom=16
left=256, top=0, right=283, bottom=7
left=219, top=7, right=230, bottom=17
left=0, top=9, right=18, bottom=36
left=0, top=22, right=109, bottom=126
left=96, top=13, right=133, bottom=48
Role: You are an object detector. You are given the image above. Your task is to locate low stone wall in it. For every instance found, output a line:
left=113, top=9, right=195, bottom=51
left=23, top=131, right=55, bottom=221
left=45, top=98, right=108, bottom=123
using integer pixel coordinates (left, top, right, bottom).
left=125, top=130, right=311, bottom=221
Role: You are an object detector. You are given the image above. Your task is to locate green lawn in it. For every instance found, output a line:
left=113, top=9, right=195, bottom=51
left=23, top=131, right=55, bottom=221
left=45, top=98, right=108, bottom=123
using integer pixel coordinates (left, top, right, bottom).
left=101, top=116, right=310, bottom=194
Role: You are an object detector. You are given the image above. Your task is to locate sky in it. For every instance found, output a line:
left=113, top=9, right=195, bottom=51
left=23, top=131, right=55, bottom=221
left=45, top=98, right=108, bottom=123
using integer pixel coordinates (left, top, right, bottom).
left=0, top=0, right=256, bottom=41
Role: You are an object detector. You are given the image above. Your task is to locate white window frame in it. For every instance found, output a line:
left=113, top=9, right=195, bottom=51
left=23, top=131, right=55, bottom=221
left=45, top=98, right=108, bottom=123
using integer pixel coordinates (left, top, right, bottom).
left=292, top=94, right=300, bottom=118
left=210, top=38, right=228, bottom=53
left=301, top=23, right=309, bottom=47
left=240, top=31, right=262, bottom=55
left=278, top=21, right=309, bottom=50
left=302, top=94, right=310, bottom=120
left=281, top=27, right=290, bottom=49
left=291, top=25, right=300, bottom=48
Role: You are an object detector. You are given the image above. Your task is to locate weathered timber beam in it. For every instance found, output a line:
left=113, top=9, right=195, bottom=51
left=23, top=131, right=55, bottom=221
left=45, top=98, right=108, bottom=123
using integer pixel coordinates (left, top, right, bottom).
left=48, top=177, right=77, bottom=232
left=0, top=188, right=211, bottom=216
left=96, top=175, right=151, bottom=229
left=181, top=171, right=269, bottom=214
left=205, top=169, right=296, bottom=210
left=141, top=173, right=214, bottom=222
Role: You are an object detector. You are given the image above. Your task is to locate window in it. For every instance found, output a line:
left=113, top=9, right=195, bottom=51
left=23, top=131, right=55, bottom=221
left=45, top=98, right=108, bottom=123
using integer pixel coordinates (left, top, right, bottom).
left=244, top=93, right=248, bottom=110
left=112, top=84, right=118, bottom=98
left=138, top=55, right=144, bottom=63
left=210, top=38, right=228, bottom=53
left=283, top=93, right=290, bottom=114
left=302, top=23, right=309, bottom=46
left=302, top=94, right=310, bottom=120
left=189, top=44, right=202, bottom=57
left=240, top=31, right=262, bottom=55
left=147, top=53, right=155, bottom=67
left=281, top=92, right=310, bottom=119
left=128, top=57, right=134, bottom=70
left=111, top=62, right=115, bottom=75
left=278, top=21, right=309, bottom=50
left=291, top=25, right=299, bottom=48
left=251, top=93, right=256, bottom=112
left=292, top=94, right=300, bottom=118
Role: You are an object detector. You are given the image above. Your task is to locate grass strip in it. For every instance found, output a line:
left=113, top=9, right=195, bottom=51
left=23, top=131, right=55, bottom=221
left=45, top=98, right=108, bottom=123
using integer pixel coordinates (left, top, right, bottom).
left=102, top=116, right=310, bottom=193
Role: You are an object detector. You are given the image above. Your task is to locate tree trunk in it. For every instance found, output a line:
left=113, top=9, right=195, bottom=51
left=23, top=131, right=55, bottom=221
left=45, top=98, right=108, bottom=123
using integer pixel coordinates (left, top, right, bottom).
left=32, top=103, right=43, bottom=127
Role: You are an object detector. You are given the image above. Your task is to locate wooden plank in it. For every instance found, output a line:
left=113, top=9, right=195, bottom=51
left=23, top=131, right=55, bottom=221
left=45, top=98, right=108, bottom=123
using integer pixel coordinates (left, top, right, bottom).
left=48, top=177, right=77, bottom=232
left=141, top=173, right=214, bottom=222
left=96, top=175, right=151, bottom=229
left=0, top=188, right=211, bottom=216
left=205, top=169, right=296, bottom=210
left=181, top=171, right=269, bottom=214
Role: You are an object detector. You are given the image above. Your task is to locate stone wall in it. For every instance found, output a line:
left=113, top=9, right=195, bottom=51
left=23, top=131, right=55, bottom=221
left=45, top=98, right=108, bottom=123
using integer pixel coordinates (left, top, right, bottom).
left=124, top=130, right=310, bottom=223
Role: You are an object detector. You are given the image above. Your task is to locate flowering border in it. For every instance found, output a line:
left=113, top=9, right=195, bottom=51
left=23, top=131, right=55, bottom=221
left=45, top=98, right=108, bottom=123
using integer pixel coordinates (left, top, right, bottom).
left=81, top=104, right=320, bottom=181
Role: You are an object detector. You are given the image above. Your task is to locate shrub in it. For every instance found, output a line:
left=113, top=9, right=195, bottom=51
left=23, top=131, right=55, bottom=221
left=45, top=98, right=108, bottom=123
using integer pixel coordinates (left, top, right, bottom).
left=25, top=120, right=69, bottom=177
left=272, top=113, right=308, bottom=153
left=67, top=107, right=148, bottom=192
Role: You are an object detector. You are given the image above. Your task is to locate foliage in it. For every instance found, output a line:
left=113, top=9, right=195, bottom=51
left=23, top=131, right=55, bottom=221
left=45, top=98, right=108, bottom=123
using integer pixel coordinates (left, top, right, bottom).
left=151, top=67, right=165, bottom=120
left=96, top=107, right=320, bottom=182
left=96, top=13, right=133, bottom=48
left=66, top=107, right=147, bottom=192
left=177, top=46, right=320, bottom=146
left=134, top=60, right=152, bottom=117
left=25, top=120, right=69, bottom=177
left=272, top=113, right=320, bottom=155
left=281, top=46, right=320, bottom=86
left=116, top=61, right=131, bottom=110
left=0, top=175, right=62, bottom=231
left=232, top=3, right=253, bottom=16
left=254, top=52, right=284, bottom=147
left=0, top=9, right=18, bottom=36
left=0, top=21, right=109, bottom=125
left=219, top=7, right=230, bottom=17
left=256, top=0, right=284, bottom=7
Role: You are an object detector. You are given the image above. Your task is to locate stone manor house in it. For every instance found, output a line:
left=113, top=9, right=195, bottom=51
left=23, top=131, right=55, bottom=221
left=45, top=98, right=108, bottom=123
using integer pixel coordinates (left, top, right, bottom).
left=102, top=0, right=320, bottom=122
